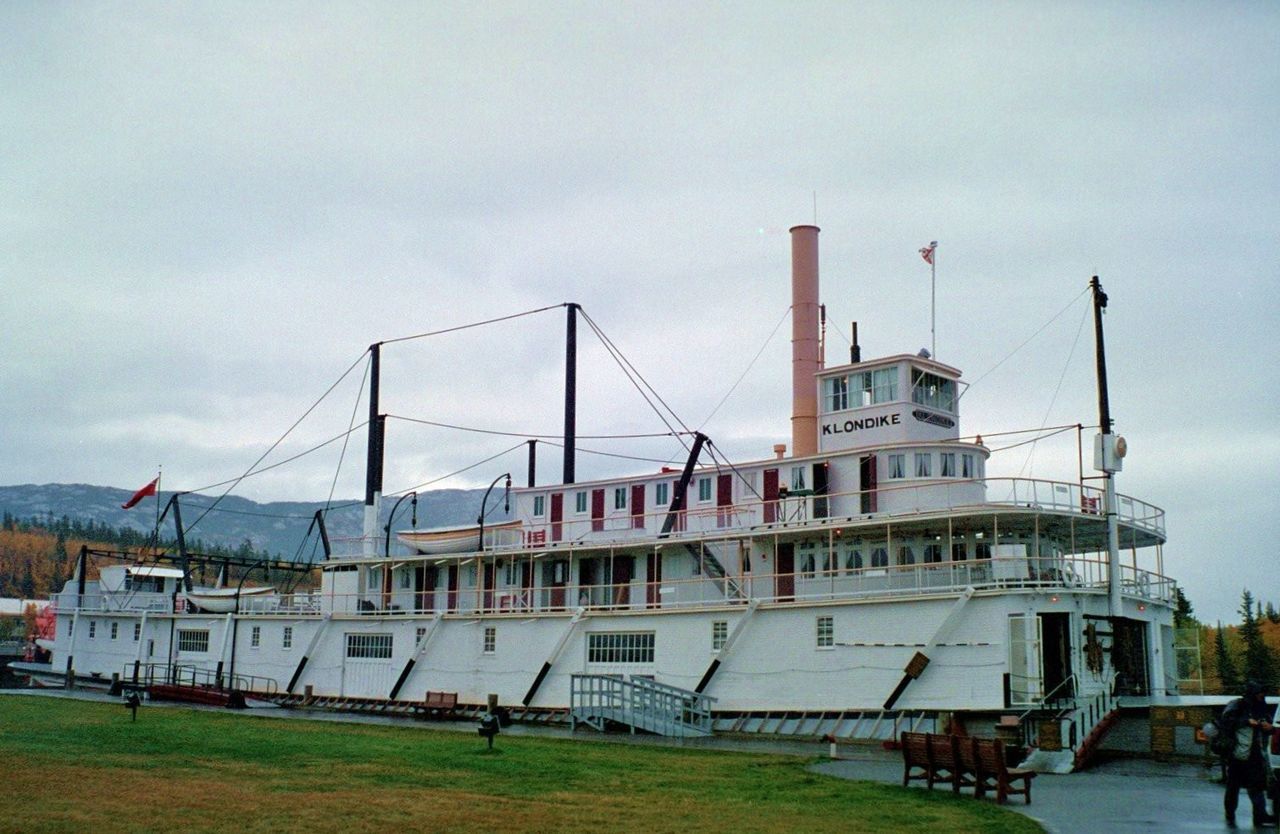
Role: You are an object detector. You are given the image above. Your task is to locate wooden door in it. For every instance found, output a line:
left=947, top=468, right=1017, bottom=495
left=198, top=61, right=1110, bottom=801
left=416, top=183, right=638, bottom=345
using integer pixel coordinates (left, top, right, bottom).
left=520, top=560, right=534, bottom=609
left=631, top=484, right=646, bottom=529
left=549, top=560, right=567, bottom=610
left=482, top=562, right=496, bottom=612
left=763, top=468, right=779, bottom=524
left=646, top=552, right=662, bottom=608
left=550, top=492, right=564, bottom=542
left=860, top=455, right=877, bottom=514
left=447, top=564, right=459, bottom=612
left=611, top=556, right=633, bottom=607
left=415, top=565, right=436, bottom=613
left=775, top=543, right=795, bottom=601
left=591, top=488, right=605, bottom=532
left=716, top=473, right=733, bottom=528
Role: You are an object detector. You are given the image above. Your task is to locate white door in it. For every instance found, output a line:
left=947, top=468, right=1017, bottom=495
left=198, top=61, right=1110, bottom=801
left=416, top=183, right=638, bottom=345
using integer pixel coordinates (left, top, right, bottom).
left=1008, top=614, right=1044, bottom=705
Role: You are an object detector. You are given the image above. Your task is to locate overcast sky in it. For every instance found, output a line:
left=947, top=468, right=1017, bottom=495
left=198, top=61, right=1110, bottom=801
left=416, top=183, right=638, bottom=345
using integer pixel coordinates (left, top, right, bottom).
left=2, top=2, right=1276, bottom=622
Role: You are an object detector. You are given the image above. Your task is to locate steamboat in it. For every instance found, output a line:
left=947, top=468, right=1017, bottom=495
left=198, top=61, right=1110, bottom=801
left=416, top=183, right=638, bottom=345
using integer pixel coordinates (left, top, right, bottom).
left=20, top=225, right=1175, bottom=762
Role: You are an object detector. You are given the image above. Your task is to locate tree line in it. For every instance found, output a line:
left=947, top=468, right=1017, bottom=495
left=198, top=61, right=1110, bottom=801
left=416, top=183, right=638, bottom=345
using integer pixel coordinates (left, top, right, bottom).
left=0, top=511, right=277, bottom=600
left=1177, top=587, right=1280, bottom=693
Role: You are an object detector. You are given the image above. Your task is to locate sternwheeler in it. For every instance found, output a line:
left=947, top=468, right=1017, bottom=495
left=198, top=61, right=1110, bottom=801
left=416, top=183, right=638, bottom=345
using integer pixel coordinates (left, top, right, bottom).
left=22, top=225, right=1176, bottom=764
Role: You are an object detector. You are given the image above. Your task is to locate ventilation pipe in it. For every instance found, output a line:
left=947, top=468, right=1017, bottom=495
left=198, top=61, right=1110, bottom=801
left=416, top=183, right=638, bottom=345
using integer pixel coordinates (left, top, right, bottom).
left=790, top=225, right=820, bottom=458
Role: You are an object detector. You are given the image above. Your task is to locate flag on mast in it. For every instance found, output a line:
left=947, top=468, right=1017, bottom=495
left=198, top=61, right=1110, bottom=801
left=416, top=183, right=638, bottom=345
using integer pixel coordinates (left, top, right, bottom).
left=122, top=477, right=160, bottom=510
left=919, top=243, right=936, bottom=265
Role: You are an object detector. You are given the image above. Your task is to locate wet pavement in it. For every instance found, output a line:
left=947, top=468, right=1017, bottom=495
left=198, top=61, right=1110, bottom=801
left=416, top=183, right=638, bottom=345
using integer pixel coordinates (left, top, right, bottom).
left=4, top=688, right=1260, bottom=832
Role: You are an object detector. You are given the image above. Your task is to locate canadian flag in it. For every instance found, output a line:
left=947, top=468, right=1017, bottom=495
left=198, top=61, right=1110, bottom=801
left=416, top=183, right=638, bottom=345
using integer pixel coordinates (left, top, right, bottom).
left=919, top=242, right=936, bottom=265
left=121, top=477, right=160, bottom=510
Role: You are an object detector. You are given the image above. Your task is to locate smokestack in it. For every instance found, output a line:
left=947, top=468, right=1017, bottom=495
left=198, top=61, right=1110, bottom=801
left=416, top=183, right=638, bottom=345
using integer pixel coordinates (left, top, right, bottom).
left=850, top=321, right=861, bottom=364
left=790, top=225, right=820, bottom=457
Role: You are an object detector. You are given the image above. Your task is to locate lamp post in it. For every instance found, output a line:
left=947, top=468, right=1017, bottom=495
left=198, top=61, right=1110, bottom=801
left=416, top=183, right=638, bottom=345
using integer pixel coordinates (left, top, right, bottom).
left=228, top=559, right=269, bottom=691
left=476, top=474, right=511, bottom=553
left=384, top=491, right=419, bottom=559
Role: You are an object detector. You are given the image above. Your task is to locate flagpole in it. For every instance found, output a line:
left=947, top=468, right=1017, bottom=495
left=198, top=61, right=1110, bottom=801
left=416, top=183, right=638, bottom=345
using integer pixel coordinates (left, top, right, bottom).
left=154, top=467, right=163, bottom=548
left=930, top=241, right=938, bottom=359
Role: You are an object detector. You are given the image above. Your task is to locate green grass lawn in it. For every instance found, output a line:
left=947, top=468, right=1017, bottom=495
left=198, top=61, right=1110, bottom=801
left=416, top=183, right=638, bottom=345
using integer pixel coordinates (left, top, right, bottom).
left=0, top=695, right=1042, bottom=833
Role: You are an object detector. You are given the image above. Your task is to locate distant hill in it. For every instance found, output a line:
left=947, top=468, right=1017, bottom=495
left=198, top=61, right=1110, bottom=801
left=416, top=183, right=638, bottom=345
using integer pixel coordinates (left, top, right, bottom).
left=0, top=483, right=511, bottom=561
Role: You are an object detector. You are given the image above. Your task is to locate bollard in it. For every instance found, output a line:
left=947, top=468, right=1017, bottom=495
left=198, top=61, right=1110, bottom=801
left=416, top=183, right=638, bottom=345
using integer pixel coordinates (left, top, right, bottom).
left=824, top=734, right=839, bottom=760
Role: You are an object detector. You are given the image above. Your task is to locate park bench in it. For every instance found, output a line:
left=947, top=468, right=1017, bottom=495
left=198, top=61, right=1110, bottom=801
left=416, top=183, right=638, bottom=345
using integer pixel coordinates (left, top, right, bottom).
left=973, top=737, right=1035, bottom=804
left=899, top=732, right=993, bottom=799
left=420, top=690, right=459, bottom=716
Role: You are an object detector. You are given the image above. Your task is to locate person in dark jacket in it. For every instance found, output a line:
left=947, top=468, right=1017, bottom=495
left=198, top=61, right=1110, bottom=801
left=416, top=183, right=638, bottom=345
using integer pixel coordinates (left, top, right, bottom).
left=1221, top=680, right=1276, bottom=828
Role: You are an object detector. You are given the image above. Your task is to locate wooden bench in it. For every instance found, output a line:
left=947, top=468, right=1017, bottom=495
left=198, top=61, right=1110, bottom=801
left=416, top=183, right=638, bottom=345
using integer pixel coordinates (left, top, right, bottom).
left=927, top=733, right=965, bottom=793
left=901, top=731, right=933, bottom=788
left=973, top=737, right=1035, bottom=804
left=421, top=690, right=458, bottom=716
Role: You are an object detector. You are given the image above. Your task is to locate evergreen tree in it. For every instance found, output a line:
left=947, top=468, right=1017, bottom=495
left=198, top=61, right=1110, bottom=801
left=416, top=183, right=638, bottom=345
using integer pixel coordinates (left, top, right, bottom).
left=1173, top=586, right=1196, bottom=628
left=1239, top=590, right=1278, bottom=688
left=1266, top=601, right=1280, bottom=625
left=1216, top=621, right=1241, bottom=693
left=19, top=561, right=36, bottom=598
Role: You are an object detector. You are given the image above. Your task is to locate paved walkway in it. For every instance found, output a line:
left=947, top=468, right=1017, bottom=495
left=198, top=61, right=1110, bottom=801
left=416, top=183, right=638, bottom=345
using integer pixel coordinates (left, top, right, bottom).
left=813, top=749, right=1246, bottom=833
left=4, top=688, right=1252, bottom=832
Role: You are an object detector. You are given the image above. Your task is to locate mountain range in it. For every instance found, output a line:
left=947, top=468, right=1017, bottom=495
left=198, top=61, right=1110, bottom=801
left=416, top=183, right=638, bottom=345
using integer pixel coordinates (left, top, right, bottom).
left=0, top=483, right=512, bottom=560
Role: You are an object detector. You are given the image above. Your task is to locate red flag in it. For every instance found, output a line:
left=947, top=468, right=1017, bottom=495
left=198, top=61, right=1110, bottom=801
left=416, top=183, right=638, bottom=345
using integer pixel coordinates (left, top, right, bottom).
left=122, top=477, right=159, bottom=509
left=919, top=243, right=936, bottom=265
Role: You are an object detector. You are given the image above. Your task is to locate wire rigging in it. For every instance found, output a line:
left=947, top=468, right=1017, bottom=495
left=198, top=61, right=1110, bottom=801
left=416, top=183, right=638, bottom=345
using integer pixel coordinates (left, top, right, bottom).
left=326, top=354, right=372, bottom=513
left=1018, top=296, right=1093, bottom=477
left=380, top=303, right=567, bottom=346
left=697, top=305, right=791, bottom=432
left=964, top=286, right=1091, bottom=392
left=385, top=414, right=686, bottom=441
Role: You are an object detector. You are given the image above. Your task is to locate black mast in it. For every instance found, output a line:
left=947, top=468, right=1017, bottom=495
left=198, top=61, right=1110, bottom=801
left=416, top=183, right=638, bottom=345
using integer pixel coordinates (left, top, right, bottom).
left=563, top=303, right=579, bottom=484
left=1090, top=276, right=1112, bottom=436
left=365, top=343, right=385, bottom=554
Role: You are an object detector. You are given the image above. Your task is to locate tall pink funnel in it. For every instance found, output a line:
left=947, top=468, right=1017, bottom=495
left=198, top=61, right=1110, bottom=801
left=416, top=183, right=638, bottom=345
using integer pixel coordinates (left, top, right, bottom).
left=790, top=224, right=820, bottom=457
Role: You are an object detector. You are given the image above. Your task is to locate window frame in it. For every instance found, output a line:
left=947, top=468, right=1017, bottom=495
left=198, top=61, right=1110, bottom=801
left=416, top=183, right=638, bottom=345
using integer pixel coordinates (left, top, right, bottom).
left=816, top=615, right=834, bottom=649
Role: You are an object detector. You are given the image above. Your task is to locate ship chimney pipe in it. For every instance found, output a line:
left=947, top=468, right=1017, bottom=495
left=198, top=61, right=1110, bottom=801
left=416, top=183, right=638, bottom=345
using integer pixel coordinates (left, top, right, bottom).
left=773, top=444, right=787, bottom=460
left=850, top=321, right=861, bottom=364
left=790, top=225, right=820, bottom=458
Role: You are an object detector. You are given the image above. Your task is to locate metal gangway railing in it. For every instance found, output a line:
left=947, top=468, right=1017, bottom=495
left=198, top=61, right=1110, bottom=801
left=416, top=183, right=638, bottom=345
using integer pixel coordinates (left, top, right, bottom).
left=123, top=662, right=279, bottom=696
left=570, top=674, right=715, bottom=738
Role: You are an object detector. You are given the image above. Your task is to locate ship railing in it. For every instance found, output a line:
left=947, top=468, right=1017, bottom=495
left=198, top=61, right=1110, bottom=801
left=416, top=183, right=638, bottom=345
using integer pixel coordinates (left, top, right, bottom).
left=122, top=661, right=279, bottom=696
left=56, top=590, right=174, bottom=613
left=502, top=477, right=1165, bottom=552
left=312, top=553, right=1171, bottom=617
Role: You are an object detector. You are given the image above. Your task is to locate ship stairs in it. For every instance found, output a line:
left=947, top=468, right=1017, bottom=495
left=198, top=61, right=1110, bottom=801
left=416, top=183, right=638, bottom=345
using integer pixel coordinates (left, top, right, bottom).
left=1015, top=673, right=1122, bottom=773
left=570, top=674, right=715, bottom=738
left=680, top=541, right=745, bottom=600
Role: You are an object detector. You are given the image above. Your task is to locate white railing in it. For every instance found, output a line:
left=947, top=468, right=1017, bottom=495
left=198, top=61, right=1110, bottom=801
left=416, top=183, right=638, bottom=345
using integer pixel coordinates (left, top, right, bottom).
left=496, top=477, right=1165, bottom=553
left=301, top=554, right=1171, bottom=618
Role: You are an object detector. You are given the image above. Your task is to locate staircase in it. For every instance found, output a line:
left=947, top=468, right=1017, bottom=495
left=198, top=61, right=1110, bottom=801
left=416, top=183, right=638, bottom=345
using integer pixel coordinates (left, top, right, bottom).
left=680, top=542, right=745, bottom=600
left=570, top=674, right=715, bottom=738
left=1017, top=674, right=1121, bottom=773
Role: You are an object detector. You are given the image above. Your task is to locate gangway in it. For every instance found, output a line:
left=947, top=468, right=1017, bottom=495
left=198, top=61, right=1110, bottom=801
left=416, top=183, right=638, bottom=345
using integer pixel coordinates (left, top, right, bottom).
left=570, top=674, right=715, bottom=738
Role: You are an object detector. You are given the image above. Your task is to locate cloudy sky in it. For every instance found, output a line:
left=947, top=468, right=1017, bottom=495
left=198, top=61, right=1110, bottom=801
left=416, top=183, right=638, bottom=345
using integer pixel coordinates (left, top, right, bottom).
left=2, top=2, right=1276, bottom=622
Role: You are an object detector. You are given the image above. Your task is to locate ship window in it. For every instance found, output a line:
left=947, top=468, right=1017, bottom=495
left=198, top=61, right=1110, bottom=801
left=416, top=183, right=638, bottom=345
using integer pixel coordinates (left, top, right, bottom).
left=415, top=627, right=427, bottom=643
left=614, top=487, right=628, bottom=510
left=800, top=553, right=816, bottom=577
left=400, top=570, right=410, bottom=589
left=177, top=629, right=209, bottom=654
left=851, top=368, right=899, bottom=406
left=790, top=467, right=807, bottom=491
left=962, top=454, right=975, bottom=479
left=110, top=622, right=118, bottom=640
left=697, top=477, right=712, bottom=502
left=816, top=616, right=834, bottom=649
left=251, top=625, right=261, bottom=648
left=587, top=631, right=655, bottom=664
left=940, top=453, right=956, bottom=477
left=133, top=622, right=141, bottom=641
left=952, top=542, right=968, bottom=561
left=871, top=548, right=889, bottom=569
left=824, top=375, right=849, bottom=411
left=345, top=633, right=393, bottom=659
left=924, top=544, right=943, bottom=563
left=283, top=626, right=293, bottom=650
left=574, top=492, right=587, bottom=513
left=88, top=621, right=96, bottom=640
left=915, top=453, right=932, bottom=478
left=820, top=549, right=834, bottom=573
left=975, top=543, right=992, bottom=560
left=504, top=561, right=517, bottom=585
left=533, top=495, right=546, bottom=517
left=888, top=454, right=905, bottom=479
left=899, top=546, right=915, bottom=565
left=483, top=626, right=496, bottom=655
left=655, top=482, right=669, bottom=507
left=845, top=550, right=863, bottom=573
left=712, top=621, right=728, bottom=652
left=911, top=369, right=956, bottom=412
